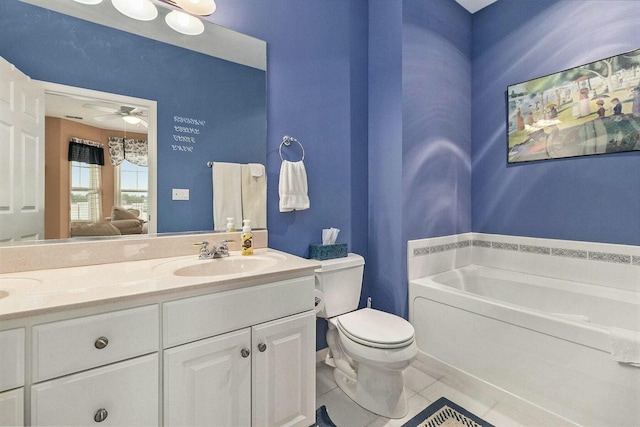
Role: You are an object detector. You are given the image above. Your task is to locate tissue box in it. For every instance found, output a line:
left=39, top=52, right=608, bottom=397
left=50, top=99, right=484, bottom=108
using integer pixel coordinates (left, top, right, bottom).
left=309, top=243, right=348, bottom=260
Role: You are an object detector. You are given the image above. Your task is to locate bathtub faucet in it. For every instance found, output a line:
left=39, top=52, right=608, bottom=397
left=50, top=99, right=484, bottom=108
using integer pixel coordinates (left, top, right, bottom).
left=194, top=240, right=233, bottom=259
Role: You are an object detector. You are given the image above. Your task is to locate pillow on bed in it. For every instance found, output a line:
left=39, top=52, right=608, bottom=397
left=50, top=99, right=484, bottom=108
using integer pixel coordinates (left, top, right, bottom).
left=111, top=206, right=140, bottom=220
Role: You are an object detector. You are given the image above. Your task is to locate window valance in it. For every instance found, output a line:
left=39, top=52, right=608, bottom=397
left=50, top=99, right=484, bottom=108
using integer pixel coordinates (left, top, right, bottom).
left=108, top=137, right=148, bottom=167
left=68, top=137, right=105, bottom=166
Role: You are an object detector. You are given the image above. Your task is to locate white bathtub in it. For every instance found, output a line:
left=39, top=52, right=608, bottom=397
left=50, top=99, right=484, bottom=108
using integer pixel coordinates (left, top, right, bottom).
left=409, top=265, right=640, bottom=426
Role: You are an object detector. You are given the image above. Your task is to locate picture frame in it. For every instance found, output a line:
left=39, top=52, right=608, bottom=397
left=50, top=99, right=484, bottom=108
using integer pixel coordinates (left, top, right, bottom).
left=507, top=48, right=640, bottom=163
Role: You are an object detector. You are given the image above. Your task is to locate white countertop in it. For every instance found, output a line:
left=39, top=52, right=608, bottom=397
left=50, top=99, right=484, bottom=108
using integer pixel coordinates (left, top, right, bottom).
left=0, top=249, right=320, bottom=320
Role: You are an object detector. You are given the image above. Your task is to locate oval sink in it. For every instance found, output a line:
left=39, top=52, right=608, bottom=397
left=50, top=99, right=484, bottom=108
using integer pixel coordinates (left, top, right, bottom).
left=174, top=256, right=278, bottom=277
left=153, top=253, right=285, bottom=277
left=0, top=277, right=41, bottom=287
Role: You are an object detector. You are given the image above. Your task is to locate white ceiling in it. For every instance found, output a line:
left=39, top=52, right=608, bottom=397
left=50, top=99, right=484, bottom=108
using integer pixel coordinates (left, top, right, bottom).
left=455, top=0, right=498, bottom=13
left=45, top=92, right=148, bottom=134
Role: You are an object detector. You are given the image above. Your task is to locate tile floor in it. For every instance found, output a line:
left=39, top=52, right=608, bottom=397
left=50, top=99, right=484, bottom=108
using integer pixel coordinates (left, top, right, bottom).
left=316, top=359, right=573, bottom=427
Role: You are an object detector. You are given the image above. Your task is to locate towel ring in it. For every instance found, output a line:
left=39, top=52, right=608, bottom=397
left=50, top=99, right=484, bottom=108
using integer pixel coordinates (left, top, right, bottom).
left=279, top=135, right=305, bottom=161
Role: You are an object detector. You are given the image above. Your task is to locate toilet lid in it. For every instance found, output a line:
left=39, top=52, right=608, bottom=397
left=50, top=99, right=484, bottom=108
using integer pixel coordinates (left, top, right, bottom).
left=336, top=308, right=415, bottom=349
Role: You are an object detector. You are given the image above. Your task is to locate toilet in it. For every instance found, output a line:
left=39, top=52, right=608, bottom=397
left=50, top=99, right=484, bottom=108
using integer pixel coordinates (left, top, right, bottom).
left=315, top=253, right=417, bottom=419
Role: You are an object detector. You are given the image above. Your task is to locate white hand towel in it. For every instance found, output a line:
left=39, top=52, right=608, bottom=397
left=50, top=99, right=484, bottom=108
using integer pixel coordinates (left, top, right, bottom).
left=610, top=327, right=640, bottom=365
left=279, top=160, right=309, bottom=212
left=241, top=163, right=267, bottom=228
left=212, top=162, right=243, bottom=231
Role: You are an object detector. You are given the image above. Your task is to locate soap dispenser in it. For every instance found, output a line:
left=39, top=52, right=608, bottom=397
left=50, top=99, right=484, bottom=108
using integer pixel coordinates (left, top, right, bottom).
left=226, top=217, right=235, bottom=232
left=241, top=219, right=253, bottom=256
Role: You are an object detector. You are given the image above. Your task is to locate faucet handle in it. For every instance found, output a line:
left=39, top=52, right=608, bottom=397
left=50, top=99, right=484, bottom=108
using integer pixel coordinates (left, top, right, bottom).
left=219, top=239, right=235, bottom=248
left=194, top=241, right=211, bottom=259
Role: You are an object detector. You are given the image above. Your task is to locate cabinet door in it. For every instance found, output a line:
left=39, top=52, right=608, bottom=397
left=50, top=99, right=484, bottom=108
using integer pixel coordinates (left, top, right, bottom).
left=31, top=354, right=158, bottom=426
left=252, top=311, right=315, bottom=427
left=0, top=388, right=23, bottom=427
left=164, top=329, right=251, bottom=427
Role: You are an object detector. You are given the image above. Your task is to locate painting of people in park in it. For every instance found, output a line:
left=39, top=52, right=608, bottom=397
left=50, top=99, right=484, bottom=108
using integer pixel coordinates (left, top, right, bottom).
left=507, top=48, right=640, bottom=163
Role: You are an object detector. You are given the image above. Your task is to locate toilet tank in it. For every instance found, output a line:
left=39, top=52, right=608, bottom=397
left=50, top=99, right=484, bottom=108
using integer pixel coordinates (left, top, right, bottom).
left=315, top=253, right=364, bottom=319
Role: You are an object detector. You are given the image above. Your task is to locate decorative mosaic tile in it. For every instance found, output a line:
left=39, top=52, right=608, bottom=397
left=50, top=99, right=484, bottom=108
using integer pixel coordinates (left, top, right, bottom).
left=588, top=251, right=631, bottom=264
left=472, top=240, right=491, bottom=248
left=519, top=244, right=550, bottom=255
left=430, top=244, right=448, bottom=254
left=492, top=242, right=519, bottom=251
left=633, top=256, right=640, bottom=266
left=551, top=248, right=588, bottom=259
left=457, top=240, right=471, bottom=248
left=413, top=247, right=429, bottom=256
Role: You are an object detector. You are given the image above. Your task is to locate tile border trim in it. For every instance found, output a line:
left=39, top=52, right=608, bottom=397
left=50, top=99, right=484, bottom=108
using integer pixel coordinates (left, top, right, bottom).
left=413, top=237, right=639, bottom=267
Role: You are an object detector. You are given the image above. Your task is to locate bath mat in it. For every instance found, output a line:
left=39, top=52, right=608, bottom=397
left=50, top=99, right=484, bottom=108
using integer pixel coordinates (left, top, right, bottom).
left=315, top=405, right=337, bottom=427
left=402, top=397, right=494, bottom=427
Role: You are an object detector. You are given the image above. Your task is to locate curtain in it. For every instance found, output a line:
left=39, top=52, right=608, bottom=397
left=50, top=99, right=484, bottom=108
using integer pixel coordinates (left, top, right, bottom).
left=108, top=137, right=148, bottom=167
left=87, top=164, right=102, bottom=223
left=68, top=137, right=105, bottom=165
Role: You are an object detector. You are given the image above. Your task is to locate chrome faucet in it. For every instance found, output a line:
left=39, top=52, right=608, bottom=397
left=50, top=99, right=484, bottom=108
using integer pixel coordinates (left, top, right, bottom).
left=194, top=240, right=233, bottom=259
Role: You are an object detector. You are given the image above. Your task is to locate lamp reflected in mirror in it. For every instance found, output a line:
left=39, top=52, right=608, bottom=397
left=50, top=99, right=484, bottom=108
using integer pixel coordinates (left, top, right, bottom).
left=111, top=0, right=158, bottom=21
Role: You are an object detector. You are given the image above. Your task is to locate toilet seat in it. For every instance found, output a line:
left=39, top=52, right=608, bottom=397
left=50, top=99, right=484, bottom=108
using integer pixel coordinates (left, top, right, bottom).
left=336, top=308, right=415, bottom=349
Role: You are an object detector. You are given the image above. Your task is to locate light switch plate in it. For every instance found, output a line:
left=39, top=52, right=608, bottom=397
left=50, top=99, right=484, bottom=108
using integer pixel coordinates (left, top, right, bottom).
left=172, top=188, right=189, bottom=201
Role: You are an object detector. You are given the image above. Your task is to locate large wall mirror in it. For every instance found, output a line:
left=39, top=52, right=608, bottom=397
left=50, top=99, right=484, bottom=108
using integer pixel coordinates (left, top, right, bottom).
left=0, top=0, right=267, bottom=245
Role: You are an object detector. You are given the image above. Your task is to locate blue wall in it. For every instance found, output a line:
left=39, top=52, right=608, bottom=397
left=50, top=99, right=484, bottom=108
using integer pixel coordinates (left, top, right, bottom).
left=209, top=1, right=371, bottom=260
left=366, top=0, right=472, bottom=319
left=472, top=0, right=640, bottom=246
left=5, top=0, right=639, bottom=353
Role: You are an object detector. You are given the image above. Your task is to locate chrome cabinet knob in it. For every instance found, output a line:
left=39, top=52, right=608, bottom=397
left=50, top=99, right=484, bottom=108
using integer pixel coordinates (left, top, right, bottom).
left=94, top=408, right=108, bottom=423
left=94, top=337, right=109, bottom=350
left=241, top=348, right=250, bottom=358
left=258, top=343, right=267, bottom=352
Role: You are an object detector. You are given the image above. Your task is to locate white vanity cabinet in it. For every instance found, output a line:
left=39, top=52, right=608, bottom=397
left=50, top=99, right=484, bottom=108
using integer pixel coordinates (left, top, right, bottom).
left=164, top=329, right=252, bottom=426
left=251, top=311, right=315, bottom=427
left=0, top=328, right=25, bottom=427
left=31, top=354, right=158, bottom=426
left=0, top=251, right=317, bottom=427
left=29, top=306, right=160, bottom=426
left=163, top=276, right=316, bottom=427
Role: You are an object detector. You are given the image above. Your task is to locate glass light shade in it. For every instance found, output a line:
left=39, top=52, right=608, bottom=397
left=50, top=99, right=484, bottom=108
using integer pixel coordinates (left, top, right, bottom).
left=123, top=115, right=142, bottom=125
left=165, top=10, right=205, bottom=36
left=175, top=0, right=216, bottom=16
left=111, top=0, right=158, bottom=21
left=73, top=0, right=103, bottom=4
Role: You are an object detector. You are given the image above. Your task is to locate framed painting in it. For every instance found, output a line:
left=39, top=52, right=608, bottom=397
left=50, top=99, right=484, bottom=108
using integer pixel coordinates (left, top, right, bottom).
left=507, top=48, right=640, bottom=163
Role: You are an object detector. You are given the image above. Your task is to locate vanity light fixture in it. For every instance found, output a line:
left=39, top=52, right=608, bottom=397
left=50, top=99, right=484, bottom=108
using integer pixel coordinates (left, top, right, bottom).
left=164, top=10, right=205, bottom=35
left=111, top=0, right=158, bottom=21
left=173, top=0, right=216, bottom=16
left=77, top=0, right=216, bottom=35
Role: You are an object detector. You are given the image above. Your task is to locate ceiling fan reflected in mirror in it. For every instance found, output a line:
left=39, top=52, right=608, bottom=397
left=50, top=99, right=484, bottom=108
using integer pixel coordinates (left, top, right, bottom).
left=83, top=102, right=149, bottom=128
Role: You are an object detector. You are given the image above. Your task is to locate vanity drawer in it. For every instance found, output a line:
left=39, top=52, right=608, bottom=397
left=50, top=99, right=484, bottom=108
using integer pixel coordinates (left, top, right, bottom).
left=0, top=328, right=25, bottom=392
left=31, top=354, right=158, bottom=426
left=32, top=305, right=159, bottom=382
left=163, top=276, right=314, bottom=348
left=0, top=388, right=24, bottom=427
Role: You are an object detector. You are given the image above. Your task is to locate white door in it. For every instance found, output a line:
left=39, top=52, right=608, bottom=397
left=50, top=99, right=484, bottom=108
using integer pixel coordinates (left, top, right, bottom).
left=0, top=56, right=45, bottom=243
left=252, top=311, right=316, bottom=427
left=164, top=328, right=252, bottom=427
